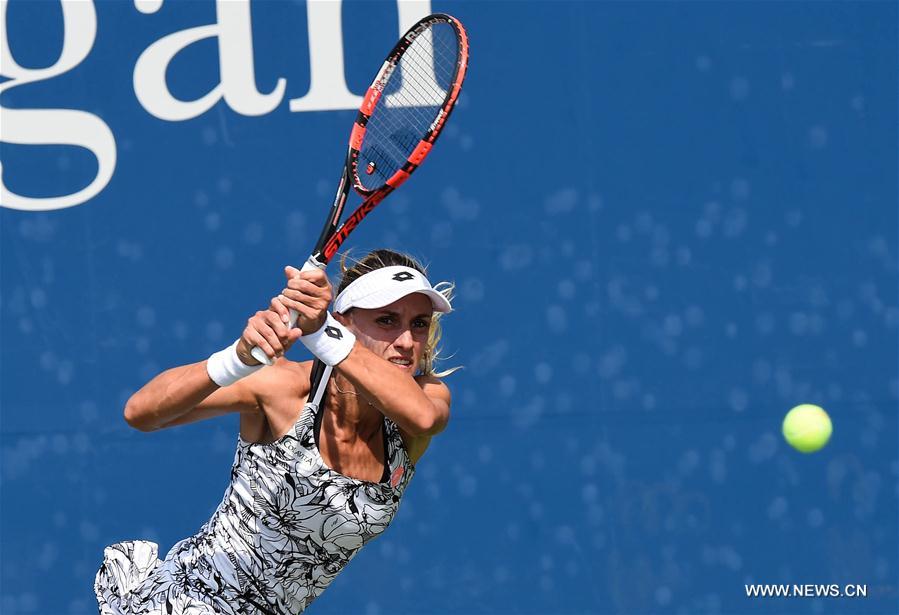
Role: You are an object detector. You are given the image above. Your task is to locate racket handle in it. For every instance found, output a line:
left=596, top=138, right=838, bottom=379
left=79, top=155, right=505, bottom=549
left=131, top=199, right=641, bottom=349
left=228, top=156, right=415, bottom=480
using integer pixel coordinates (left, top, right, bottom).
left=249, top=258, right=325, bottom=366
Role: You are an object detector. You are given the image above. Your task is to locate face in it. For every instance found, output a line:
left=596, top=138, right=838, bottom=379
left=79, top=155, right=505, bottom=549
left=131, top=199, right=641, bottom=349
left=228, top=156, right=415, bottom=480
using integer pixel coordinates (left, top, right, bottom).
left=337, top=293, right=433, bottom=374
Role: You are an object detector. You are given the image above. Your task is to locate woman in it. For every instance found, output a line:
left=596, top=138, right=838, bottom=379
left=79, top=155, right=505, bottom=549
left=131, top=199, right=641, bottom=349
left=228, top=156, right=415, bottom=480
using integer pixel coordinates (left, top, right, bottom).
left=95, top=249, right=455, bottom=614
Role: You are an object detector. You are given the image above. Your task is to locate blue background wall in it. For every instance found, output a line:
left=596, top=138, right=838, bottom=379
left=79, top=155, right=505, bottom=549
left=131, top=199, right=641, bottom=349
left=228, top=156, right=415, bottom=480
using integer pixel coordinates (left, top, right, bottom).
left=1, top=1, right=897, bottom=613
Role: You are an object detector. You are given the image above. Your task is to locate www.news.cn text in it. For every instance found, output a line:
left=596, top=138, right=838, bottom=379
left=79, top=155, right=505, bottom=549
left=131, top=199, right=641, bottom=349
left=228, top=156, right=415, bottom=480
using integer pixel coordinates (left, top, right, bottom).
left=745, top=584, right=867, bottom=598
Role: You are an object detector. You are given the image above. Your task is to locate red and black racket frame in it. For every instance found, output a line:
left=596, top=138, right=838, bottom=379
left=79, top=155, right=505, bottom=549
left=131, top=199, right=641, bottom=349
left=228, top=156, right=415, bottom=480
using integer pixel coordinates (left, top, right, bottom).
left=308, top=13, right=469, bottom=267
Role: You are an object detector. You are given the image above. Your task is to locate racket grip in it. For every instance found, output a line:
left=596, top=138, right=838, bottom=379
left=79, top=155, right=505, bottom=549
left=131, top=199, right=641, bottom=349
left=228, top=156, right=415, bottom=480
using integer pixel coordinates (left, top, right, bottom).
left=249, top=258, right=326, bottom=366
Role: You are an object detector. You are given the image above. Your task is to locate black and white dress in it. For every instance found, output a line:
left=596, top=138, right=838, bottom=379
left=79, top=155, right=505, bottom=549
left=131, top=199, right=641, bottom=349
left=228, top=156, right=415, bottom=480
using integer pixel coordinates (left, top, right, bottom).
left=94, top=395, right=415, bottom=614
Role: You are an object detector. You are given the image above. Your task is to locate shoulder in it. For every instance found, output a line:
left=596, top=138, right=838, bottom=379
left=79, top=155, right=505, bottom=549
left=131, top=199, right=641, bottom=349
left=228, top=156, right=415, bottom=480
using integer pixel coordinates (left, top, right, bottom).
left=239, top=358, right=316, bottom=443
left=244, top=358, right=314, bottom=403
left=414, top=374, right=452, bottom=405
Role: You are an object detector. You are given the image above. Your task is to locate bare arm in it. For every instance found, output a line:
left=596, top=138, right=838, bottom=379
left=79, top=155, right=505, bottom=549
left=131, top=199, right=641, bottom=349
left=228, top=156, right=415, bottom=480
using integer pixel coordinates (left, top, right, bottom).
left=124, top=269, right=306, bottom=432
left=398, top=376, right=452, bottom=464
left=336, top=346, right=451, bottom=437
left=123, top=361, right=258, bottom=431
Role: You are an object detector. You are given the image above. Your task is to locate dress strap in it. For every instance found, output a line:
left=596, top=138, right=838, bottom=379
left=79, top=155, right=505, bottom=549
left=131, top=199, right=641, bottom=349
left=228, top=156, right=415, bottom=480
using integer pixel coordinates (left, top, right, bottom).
left=310, top=359, right=330, bottom=450
left=379, top=420, right=390, bottom=483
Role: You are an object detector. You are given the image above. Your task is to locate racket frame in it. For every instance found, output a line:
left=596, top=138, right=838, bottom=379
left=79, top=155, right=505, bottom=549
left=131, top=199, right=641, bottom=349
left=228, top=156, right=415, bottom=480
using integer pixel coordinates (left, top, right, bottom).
left=312, top=12, right=469, bottom=265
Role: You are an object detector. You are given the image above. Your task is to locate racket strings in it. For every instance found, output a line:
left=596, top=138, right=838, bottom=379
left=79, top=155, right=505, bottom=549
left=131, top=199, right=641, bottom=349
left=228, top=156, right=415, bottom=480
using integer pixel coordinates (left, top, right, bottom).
left=398, top=32, right=458, bottom=102
left=383, top=30, right=458, bottom=118
left=392, top=46, right=447, bottom=106
left=359, top=23, right=460, bottom=189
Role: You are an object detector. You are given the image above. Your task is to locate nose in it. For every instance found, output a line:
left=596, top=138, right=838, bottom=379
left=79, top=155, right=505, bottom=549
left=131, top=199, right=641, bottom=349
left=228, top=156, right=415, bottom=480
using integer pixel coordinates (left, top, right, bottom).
left=393, top=327, right=414, bottom=351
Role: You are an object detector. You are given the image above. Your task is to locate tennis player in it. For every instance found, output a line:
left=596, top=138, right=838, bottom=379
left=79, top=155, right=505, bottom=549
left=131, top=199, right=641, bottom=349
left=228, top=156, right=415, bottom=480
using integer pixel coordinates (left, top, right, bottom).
left=95, top=249, right=454, bottom=614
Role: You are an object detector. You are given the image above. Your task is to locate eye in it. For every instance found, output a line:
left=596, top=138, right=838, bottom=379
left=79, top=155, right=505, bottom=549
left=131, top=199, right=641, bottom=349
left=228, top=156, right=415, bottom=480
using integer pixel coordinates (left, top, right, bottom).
left=376, top=315, right=395, bottom=326
left=413, top=319, right=430, bottom=329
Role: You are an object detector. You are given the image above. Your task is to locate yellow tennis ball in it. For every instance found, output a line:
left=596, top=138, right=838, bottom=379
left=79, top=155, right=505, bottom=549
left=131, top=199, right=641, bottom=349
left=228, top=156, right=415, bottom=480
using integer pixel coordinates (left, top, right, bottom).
left=782, top=404, right=832, bottom=453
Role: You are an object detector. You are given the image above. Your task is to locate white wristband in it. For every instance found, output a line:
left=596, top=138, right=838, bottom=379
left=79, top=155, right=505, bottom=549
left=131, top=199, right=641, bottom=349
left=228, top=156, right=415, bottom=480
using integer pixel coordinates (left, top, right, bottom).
left=207, top=339, right=263, bottom=387
left=300, top=313, right=356, bottom=366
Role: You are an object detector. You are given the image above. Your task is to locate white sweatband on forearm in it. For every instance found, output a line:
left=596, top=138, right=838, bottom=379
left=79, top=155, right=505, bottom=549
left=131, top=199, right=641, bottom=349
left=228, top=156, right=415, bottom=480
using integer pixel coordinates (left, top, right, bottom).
left=300, top=313, right=356, bottom=366
left=206, top=339, right=263, bottom=387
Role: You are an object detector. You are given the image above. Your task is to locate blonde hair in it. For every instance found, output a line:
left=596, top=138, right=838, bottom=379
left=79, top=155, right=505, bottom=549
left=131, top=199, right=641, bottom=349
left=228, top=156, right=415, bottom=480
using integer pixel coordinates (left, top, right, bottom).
left=337, top=249, right=460, bottom=378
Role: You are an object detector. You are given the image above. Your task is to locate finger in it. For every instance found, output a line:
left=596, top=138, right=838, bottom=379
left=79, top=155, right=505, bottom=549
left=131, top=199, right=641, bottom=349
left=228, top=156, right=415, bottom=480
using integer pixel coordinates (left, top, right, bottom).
left=301, top=268, right=330, bottom=287
left=244, top=324, right=277, bottom=360
left=262, top=310, right=291, bottom=340
left=284, top=265, right=301, bottom=280
left=286, top=277, right=317, bottom=292
left=251, top=312, right=286, bottom=356
left=280, top=286, right=324, bottom=303
left=267, top=316, right=302, bottom=355
left=258, top=326, right=284, bottom=357
left=272, top=295, right=296, bottom=329
left=270, top=295, right=290, bottom=323
left=276, top=291, right=309, bottom=314
left=280, top=288, right=328, bottom=313
left=288, top=279, right=332, bottom=303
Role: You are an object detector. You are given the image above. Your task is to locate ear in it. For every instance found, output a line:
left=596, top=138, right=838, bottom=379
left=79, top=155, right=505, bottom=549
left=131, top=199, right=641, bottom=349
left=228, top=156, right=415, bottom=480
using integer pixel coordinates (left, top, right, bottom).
left=333, top=311, right=351, bottom=327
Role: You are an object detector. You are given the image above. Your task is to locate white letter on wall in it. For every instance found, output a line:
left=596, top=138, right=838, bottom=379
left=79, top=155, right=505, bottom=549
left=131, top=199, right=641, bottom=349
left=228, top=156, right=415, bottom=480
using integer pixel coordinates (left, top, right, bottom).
left=0, top=0, right=117, bottom=211
left=290, top=0, right=432, bottom=112
left=133, top=0, right=286, bottom=121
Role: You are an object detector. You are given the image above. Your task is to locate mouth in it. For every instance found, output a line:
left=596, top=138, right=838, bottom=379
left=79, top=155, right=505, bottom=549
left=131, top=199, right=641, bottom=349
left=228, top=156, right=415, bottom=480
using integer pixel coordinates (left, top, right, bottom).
left=388, top=357, right=414, bottom=370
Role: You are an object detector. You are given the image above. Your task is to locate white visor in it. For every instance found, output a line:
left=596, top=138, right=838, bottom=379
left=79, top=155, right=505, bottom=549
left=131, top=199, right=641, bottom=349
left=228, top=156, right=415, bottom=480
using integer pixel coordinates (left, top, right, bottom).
left=333, top=265, right=452, bottom=315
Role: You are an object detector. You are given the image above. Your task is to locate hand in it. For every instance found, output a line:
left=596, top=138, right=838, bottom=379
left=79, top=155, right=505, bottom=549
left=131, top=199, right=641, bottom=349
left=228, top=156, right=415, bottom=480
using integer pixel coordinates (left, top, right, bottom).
left=236, top=307, right=302, bottom=365
left=270, top=265, right=333, bottom=336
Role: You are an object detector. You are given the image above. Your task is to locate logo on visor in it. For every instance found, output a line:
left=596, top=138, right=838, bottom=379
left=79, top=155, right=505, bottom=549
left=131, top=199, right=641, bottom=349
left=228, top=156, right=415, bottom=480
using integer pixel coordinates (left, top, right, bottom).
left=392, top=271, right=415, bottom=282
left=324, top=326, right=343, bottom=340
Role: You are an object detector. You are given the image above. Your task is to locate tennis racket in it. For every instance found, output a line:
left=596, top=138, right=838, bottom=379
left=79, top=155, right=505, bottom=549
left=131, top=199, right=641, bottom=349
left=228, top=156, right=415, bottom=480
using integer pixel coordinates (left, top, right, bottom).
left=250, top=13, right=469, bottom=365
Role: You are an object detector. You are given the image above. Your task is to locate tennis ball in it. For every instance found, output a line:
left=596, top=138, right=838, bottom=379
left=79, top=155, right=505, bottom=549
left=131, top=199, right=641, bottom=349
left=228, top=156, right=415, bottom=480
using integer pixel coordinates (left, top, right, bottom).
left=782, top=404, right=832, bottom=453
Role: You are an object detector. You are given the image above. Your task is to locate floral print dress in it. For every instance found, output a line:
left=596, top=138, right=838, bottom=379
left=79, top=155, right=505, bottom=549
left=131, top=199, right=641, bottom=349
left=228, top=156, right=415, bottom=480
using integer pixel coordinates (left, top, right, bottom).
left=94, top=397, right=415, bottom=614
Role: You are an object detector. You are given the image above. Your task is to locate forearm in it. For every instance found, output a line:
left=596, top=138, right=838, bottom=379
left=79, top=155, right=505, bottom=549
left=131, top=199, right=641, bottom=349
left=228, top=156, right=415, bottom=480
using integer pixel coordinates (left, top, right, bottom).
left=336, top=344, right=445, bottom=436
left=124, top=361, right=219, bottom=431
